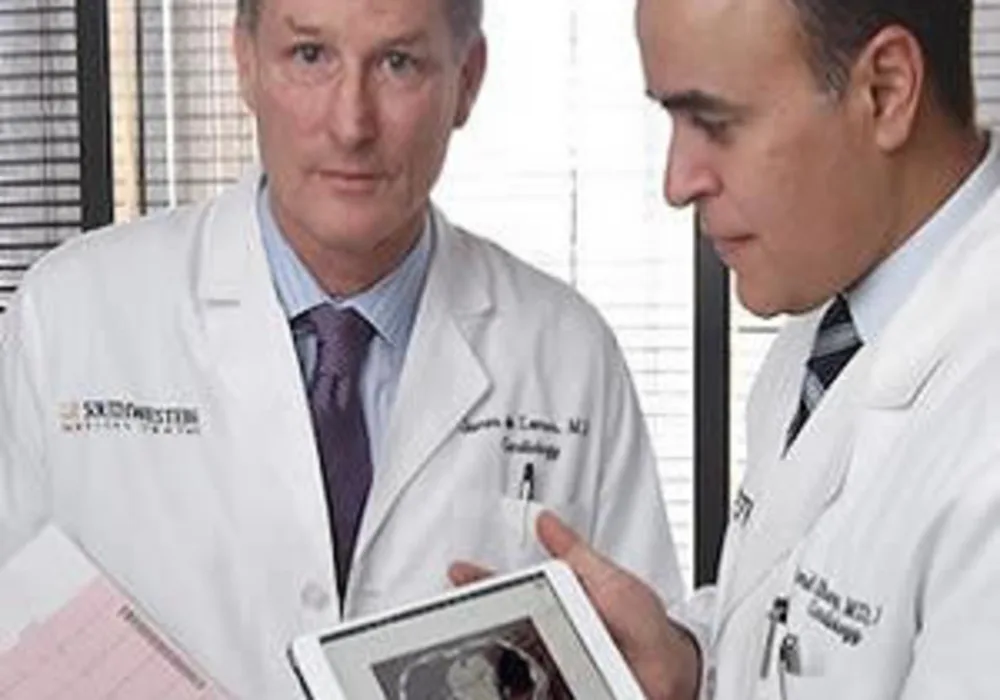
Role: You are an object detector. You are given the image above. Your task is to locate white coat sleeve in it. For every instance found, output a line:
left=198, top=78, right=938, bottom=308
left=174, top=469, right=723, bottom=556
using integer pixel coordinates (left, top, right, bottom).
left=589, top=325, right=688, bottom=609
left=899, top=461, right=1000, bottom=700
left=671, top=584, right=717, bottom=700
left=0, top=287, right=52, bottom=565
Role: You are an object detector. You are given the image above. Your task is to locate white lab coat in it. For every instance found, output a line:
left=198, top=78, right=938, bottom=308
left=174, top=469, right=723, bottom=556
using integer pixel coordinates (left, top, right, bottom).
left=0, top=172, right=684, bottom=699
left=692, top=185, right=1000, bottom=699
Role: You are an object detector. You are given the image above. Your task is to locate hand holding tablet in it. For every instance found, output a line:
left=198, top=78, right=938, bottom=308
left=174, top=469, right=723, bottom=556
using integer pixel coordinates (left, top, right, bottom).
left=289, top=560, right=645, bottom=699
left=452, top=512, right=701, bottom=700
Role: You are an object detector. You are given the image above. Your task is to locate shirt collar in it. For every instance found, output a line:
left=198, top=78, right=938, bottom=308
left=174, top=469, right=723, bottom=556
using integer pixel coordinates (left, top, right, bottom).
left=257, top=179, right=433, bottom=348
left=847, top=131, right=1000, bottom=344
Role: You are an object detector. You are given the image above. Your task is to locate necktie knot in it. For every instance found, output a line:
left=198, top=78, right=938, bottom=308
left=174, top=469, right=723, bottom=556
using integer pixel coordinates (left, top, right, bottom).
left=806, top=295, right=862, bottom=387
left=785, top=295, right=863, bottom=450
left=296, top=305, right=374, bottom=382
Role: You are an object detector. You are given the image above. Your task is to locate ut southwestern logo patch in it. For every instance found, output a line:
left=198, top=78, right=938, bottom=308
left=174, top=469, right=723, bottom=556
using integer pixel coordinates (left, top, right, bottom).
left=59, top=399, right=202, bottom=436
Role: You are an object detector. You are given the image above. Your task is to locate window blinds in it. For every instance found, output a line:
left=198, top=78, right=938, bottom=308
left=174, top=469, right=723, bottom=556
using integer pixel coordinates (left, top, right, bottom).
left=974, top=0, right=1000, bottom=127
left=109, top=0, right=254, bottom=217
left=0, top=0, right=80, bottom=313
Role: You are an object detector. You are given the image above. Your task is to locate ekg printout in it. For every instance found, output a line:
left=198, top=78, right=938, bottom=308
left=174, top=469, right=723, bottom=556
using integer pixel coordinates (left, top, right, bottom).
left=0, top=527, right=228, bottom=700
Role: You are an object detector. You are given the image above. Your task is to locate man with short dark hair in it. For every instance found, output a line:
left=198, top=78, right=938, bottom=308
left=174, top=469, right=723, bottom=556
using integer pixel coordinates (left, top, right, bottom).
left=456, top=0, right=1000, bottom=698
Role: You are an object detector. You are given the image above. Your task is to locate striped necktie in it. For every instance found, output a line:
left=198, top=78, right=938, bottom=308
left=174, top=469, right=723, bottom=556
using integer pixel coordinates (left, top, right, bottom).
left=785, top=295, right=862, bottom=451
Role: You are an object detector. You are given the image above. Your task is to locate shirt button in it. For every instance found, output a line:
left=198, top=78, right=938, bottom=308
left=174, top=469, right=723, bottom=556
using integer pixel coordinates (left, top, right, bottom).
left=300, top=582, right=332, bottom=612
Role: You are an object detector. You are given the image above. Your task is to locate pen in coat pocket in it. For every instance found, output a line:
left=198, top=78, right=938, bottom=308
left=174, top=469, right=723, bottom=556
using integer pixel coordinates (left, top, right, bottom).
left=519, top=463, right=535, bottom=545
left=518, top=462, right=536, bottom=501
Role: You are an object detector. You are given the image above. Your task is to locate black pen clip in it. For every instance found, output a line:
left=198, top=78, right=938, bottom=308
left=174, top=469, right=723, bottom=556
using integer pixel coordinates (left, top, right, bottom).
left=518, top=462, right=536, bottom=501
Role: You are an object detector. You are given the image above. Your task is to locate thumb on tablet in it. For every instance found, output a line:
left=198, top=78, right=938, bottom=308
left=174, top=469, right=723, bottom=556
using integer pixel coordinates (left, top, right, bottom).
left=536, top=510, right=641, bottom=617
left=536, top=510, right=607, bottom=571
left=536, top=510, right=700, bottom=700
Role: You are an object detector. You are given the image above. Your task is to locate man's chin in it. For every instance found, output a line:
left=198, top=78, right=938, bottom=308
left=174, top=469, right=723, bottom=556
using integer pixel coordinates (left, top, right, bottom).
left=734, top=286, right=790, bottom=320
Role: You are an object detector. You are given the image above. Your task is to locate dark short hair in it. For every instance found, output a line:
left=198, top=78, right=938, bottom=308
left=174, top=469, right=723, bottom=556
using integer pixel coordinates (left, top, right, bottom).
left=236, top=0, right=483, bottom=47
left=788, top=0, right=974, bottom=126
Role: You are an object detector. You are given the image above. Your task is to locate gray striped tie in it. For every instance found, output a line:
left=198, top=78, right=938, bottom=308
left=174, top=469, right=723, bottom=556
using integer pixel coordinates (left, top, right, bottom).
left=785, top=296, right=862, bottom=451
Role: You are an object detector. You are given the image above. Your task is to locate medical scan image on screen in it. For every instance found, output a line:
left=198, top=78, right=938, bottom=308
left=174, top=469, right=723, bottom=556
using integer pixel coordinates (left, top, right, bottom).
left=319, top=574, right=615, bottom=699
left=373, top=617, right=572, bottom=699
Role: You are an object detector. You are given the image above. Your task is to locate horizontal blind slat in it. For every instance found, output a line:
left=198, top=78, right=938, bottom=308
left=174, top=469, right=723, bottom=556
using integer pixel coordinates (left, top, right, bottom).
left=0, top=0, right=81, bottom=312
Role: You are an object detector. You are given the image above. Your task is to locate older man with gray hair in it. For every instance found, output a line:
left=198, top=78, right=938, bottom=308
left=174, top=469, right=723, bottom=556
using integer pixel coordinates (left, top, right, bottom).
left=0, top=0, right=685, bottom=696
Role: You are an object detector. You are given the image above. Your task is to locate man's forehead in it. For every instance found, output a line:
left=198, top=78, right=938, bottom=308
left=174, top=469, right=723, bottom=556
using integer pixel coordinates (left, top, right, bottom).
left=261, top=0, right=450, bottom=31
left=638, top=0, right=805, bottom=90
left=638, top=0, right=805, bottom=52
left=639, top=0, right=732, bottom=29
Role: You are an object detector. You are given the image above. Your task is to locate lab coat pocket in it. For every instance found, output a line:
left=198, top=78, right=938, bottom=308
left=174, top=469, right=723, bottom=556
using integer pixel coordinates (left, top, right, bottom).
left=775, top=635, right=829, bottom=700
left=449, top=493, right=586, bottom=573
left=778, top=672, right=830, bottom=700
left=497, top=495, right=587, bottom=570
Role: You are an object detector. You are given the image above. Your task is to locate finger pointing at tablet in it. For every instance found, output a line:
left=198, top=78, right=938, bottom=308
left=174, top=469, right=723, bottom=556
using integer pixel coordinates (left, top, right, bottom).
left=449, top=512, right=700, bottom=700
left=535, top=511, right=700, bottom=700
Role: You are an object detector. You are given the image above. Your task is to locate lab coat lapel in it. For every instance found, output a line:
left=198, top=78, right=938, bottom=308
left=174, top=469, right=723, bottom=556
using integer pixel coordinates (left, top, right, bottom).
left=354, top=209, right=493, bottom=561
left=193, top=171, right=332, bottom=553
left=716, top=305, right=863, bottom=631
left=195, top=170, right=305, bottom=422
left=709, top=315, right=812, bottom=633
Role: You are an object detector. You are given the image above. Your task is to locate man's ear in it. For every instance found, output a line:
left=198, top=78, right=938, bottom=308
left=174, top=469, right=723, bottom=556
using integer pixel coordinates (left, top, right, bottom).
left=454, top=36, right=488, bottom=129
left=850, top=25, right=924, bottom=152
left=232, top=23, right=259, bottom=113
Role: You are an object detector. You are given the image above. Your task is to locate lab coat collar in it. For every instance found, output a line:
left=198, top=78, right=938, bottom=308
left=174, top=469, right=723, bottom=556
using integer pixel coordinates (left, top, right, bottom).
left=193, top=169, right=492, bottom=316
left=195, top=167, right=266, bottom=304
left=865, top=182, right=1000, bottom=410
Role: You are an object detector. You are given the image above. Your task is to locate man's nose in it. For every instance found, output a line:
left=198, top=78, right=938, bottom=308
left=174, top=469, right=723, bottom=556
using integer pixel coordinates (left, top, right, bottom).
left=325, top=71, right=377, bottom=148
left=663, top=135, right=721, bottom=208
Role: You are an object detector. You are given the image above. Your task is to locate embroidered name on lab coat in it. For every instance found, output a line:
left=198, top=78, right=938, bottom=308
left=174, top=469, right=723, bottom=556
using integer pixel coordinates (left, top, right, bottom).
left=732, top=488, right=755, bottom=527
left=58, top=399, right=203, bottom=436
left=794, top=568, right=883, bottom=646
left=458, top=413, right=590, bottom=463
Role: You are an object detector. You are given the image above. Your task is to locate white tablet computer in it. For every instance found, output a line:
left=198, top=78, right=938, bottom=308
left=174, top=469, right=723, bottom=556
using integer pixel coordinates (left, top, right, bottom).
left=288, top=560, right=645, bottom=699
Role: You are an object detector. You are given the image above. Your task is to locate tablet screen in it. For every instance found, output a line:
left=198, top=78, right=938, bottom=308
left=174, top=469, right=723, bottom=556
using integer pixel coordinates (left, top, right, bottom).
left=318, top=572, right=615, bottom=699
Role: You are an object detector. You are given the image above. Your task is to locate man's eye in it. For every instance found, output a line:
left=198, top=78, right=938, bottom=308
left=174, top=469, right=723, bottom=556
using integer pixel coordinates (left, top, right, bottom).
left=291, top=43, right=325, bottom=64
left=383, top=50, right=417, bottom=73
left=691, top=116, right=730, bottom=142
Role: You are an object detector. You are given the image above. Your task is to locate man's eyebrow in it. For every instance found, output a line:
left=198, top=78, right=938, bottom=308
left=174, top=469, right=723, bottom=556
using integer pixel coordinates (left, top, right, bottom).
left=281, top=16, right=429, bottom=49
left=372, top=30, right=431, bottom=50
left=283, top=16, right=323, bottom=36
left=646, top=89, right=744, bottom=116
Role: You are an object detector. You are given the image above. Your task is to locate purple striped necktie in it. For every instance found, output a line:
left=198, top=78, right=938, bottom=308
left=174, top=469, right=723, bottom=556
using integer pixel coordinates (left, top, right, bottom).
left=294, top=304, right=374, bottom=601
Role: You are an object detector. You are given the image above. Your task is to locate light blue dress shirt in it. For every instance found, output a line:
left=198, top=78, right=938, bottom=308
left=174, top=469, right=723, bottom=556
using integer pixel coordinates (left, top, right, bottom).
left=848, top=133, right=1000, bottom=343
left=257, top=182, right=433, bottom=467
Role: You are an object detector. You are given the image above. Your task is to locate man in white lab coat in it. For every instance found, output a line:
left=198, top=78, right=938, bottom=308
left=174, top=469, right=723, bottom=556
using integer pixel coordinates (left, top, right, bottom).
left=453, top=0, right=1000, bottom=698
left=0, top=0, right=684, bottom=697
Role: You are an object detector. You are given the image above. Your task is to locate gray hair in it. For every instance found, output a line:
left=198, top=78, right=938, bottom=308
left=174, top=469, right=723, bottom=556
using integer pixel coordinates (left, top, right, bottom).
left=236, top=0, right=483, bottom=47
